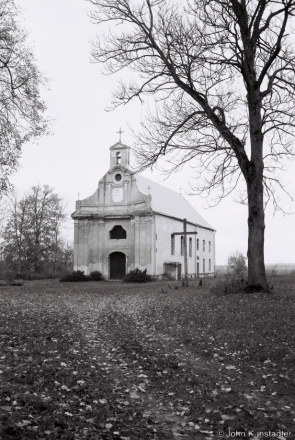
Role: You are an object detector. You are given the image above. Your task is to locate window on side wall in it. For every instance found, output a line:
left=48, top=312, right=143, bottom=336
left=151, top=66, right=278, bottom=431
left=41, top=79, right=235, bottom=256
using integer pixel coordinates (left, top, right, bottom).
left=171, top=234, right=175, bottom=255
left=203, top=258, right=205, bottom=273
left=209, top=259, right=211, bottom=271
left=209, top=241, right=211, bottom=252
left=203, top=240, right=205, bottom=251
left=197, top=238, right=199, bottom=251
left=181, top=236, right=184, bottom=256
left=189, top=237, right=192, bottom=257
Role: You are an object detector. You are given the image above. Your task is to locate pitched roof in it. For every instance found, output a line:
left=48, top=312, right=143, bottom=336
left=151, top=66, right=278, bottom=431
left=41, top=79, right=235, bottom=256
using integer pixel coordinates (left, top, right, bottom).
left=135, top=174, right=215, bottom=230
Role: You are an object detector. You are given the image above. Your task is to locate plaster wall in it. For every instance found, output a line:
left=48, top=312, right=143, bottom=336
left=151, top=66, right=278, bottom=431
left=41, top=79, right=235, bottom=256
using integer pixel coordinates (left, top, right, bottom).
left=196, top=227, right=215, bottom=274
left=155, top=214, right=215, bottom=277
left=73, top=215, right=154, bottom=277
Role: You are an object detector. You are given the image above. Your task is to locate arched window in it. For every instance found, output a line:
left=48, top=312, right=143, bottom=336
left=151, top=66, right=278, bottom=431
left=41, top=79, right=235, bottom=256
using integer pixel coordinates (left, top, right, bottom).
left=203, top=240, right=205, bottom=251
left=181, top=236, right=184, bottom=255
left=189, top=237, right=192, bottom=257
left=116, top=152, right=121, bottom=164
left=171, top=234, right=175, bottom=255
left=209, top=241, right=211, bottom=252
left=110, top=225, right=126, bottom=239
left=197, top=238, right=199, bottom=251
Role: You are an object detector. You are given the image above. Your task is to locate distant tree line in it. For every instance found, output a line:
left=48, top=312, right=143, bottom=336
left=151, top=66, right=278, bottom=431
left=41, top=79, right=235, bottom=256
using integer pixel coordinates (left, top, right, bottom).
left=0, top=186, right=73, bottom=276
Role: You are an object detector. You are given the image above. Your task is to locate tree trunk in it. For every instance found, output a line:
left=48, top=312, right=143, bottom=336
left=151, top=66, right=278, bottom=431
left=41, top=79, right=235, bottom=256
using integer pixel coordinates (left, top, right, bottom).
left=183, top=218, right=189, bottom=287
left=245, top=79, right=271, bottom=293
left=246, top=163, right=270, bottom=292
left=17, top=259, right=21, bottom=275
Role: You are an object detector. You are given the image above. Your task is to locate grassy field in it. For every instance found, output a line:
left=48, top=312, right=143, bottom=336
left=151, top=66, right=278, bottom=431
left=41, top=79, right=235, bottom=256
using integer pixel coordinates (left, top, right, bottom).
left=0, top=277, right=294, bottom=439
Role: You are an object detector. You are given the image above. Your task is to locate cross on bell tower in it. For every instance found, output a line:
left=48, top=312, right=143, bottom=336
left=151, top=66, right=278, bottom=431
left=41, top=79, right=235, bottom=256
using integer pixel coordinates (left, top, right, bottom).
left=117, top=128, right=124, bottom=142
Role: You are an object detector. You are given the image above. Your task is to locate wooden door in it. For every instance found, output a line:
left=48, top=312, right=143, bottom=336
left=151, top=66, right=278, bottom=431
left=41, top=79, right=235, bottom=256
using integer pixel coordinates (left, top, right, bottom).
left=110, top=252, right=126, bottom=279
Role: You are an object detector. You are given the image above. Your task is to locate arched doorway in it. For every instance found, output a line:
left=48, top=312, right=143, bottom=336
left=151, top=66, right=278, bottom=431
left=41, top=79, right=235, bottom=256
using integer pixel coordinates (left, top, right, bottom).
left=110, top=252, right=126, bottom=279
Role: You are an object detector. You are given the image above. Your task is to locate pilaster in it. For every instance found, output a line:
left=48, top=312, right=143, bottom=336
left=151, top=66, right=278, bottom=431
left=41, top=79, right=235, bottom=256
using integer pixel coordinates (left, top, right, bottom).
left=73, top=220, right=79, bottom=270
left=98, top=218, right=105, bottom=275
left=134, top=215, right=140, bottom=267
left=83, top=219, right=89, bottom=274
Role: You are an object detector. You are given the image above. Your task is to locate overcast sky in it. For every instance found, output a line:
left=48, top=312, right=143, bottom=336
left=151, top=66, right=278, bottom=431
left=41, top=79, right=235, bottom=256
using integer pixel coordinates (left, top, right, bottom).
left=11, top=0, right=295, bottom=265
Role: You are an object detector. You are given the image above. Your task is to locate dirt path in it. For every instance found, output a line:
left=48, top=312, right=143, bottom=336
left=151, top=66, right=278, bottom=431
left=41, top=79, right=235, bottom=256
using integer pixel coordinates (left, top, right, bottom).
left=1, top=279, right=294, bottom=439
left=64, top=291, right=207, bottom=439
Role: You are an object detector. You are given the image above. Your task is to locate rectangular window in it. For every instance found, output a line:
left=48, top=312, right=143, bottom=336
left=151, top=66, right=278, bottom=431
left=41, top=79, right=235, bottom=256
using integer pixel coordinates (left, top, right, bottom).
left=209, top=241, right=211, bottom=252
left=189, top=237, right=192, bottom=257
left=203, top=240, right=205, bottom=251
left=197, top=238, right=199, bottom=250
left=171, top=234, right=175, bottom=255
left=203, top=258, right=205, bottom=273
left=181, top=236, right=184, bottom=256
left=209, top=259, right=211, bottom=271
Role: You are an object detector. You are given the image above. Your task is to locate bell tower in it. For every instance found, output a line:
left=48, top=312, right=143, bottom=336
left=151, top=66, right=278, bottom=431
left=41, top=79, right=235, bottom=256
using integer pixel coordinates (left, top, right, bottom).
left=109, top=141, right=130, bottom=169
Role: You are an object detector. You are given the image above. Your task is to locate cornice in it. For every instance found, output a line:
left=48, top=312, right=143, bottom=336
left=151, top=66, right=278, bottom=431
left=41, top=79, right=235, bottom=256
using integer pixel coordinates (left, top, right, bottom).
left=71, top=211, right=154, bottom=221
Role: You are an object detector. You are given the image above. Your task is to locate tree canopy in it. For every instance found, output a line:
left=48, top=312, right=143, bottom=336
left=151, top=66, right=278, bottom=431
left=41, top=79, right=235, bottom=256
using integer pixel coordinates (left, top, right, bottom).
left=2, top=186, right=71, bottom=274
left=89, top=0, right=295, bottom=291
left=0, top=0, right=48, bottom=193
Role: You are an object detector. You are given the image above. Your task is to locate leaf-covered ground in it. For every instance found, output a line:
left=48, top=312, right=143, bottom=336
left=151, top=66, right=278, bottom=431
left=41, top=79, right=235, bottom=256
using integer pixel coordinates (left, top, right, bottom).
left=0, top=277, right=294, bottom=439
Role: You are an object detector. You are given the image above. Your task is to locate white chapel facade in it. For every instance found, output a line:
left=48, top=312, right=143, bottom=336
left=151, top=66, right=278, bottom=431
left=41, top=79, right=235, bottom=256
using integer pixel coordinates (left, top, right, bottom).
left=72, top=142, right=216, bottom=279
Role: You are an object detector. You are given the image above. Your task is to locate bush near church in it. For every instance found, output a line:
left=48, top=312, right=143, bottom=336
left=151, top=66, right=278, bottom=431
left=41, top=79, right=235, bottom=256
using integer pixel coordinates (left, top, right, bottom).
left=89, top=271, right=104, bottom=281
left=60, top=271, right=104, bottom=282
left=124, top=268, right=153, bottom=283
left=227, top=251, right=247, bottom=276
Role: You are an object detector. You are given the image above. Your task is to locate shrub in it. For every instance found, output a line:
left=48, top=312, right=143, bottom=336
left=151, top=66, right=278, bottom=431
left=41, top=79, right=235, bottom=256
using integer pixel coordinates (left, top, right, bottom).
left=89, top=271, right=104, bottom=281
left=15, top=271, right=70, bottom=281
left=124, top=268, right=153, bottom=283
left=60, top=270, right=104, bottom=282
left=60, top=271, right=88, bottom=282
left=210, top=277, right=247, bottom=296
left=227, top=251, right=247, bottom=276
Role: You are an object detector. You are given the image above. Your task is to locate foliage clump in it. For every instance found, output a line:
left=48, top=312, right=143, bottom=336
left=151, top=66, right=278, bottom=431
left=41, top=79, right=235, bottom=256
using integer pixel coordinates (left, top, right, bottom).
left=14, top=271, right=70, bottom=281
left=60, top=270, right=104, bottom=282
left=88, top=270, right=104, bottom=281
left=227, top=251, right=247, bottom=276
left=0, top=0, right=48, bottom=194
left=124, top=268, right=153, bottom=283
left=210, top=277, right=247, bottom=296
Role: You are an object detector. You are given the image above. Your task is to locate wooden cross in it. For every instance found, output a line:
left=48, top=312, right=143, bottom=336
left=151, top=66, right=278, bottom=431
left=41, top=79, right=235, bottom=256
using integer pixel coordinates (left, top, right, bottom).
left=172, top=218, right=198, bottom=287
left=179, top=186, right=182, bottom=195
left=77, top=192, right=80, bottom=200
left=117, top=127, right=124, bottom=142
left=147, top=185, right=151, bottom=195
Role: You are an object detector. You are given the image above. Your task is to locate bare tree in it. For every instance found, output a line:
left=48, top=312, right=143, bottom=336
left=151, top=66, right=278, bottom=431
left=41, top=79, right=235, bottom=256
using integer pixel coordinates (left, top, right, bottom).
left=2, top=192, right=28, bottom=274
left=25, top=186, right=67, bottom=272
left=3, top=186, right=67, bottom=273
left=89, top=0, right=295, bottom=292
left=0, top=196, right=7, bottom=275
left=0, top=0, right=48, bottom=194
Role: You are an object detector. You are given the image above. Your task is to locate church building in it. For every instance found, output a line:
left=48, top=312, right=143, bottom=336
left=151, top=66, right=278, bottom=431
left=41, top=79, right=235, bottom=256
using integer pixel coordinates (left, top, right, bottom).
left=72, top=142, right=215, bottom=279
